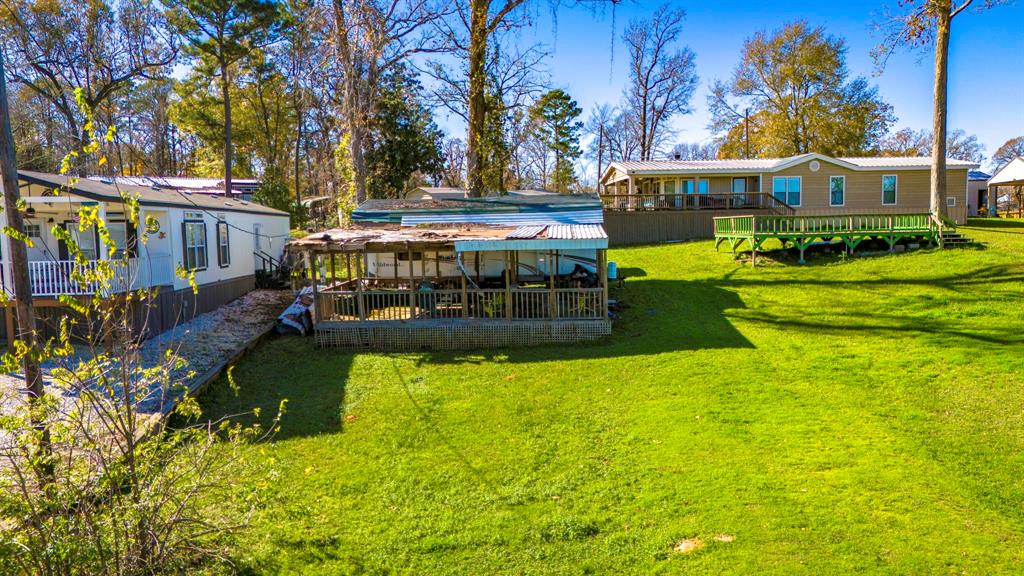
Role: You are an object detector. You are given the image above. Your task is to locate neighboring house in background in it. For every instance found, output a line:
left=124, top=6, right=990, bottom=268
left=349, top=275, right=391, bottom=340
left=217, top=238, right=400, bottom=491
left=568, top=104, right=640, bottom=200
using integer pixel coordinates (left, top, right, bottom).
left=407, top=187, right=557, bottom=200
left=88, top=175, right=262, bottom=202
left=1, top=172, right=289, bottom=342
left=988, top=157, right=1024, bottom=215
left=967, top=170, right=991, bottom=216
left=599, top=153, right=977, bottom=225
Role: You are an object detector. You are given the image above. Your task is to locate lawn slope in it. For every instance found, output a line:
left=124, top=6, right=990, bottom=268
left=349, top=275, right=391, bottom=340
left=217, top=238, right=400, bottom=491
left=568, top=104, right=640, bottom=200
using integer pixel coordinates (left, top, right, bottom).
left=200, top=218, right=1024, bottom=575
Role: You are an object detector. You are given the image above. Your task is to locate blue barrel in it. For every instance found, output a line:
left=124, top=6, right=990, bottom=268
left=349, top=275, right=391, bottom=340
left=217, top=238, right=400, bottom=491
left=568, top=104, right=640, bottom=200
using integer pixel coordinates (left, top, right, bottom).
left=607, top=261, right=618, bottom=280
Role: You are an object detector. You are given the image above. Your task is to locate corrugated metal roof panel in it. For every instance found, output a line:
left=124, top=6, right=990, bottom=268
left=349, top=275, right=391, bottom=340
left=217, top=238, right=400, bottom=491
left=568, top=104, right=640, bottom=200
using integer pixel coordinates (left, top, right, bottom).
left=507, top=225, right=546, bottom=239
left=401, top=209, right=603, bottom=226
left=455, top=238, right=608, bottom=252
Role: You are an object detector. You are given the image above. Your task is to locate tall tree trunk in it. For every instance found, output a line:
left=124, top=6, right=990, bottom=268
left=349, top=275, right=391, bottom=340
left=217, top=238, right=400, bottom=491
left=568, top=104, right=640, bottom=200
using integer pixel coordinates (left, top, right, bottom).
left=466, top=0, right=488, bottom=198
left=221, top=62, right=233, bottom=198
left=930, top=4, right=951, bottom=219
left=345, top=84, right=368, bottom=204
left=0, top=60, right=49, bottom=479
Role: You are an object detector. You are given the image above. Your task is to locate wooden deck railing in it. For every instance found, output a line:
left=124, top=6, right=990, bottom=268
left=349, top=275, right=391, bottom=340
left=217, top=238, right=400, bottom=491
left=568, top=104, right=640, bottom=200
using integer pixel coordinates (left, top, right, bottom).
left=315, top=286, right=606, bottom=323
left=601, top=192, right=795, bottom=214
left=713, top=213, right=935, bottom=237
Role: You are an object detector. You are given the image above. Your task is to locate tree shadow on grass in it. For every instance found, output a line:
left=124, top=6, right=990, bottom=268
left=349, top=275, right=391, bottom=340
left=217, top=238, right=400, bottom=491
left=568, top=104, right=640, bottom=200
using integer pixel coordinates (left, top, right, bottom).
left=190, top=336, right=355, bottom=441
left=413, top=279, right=756, bottom=368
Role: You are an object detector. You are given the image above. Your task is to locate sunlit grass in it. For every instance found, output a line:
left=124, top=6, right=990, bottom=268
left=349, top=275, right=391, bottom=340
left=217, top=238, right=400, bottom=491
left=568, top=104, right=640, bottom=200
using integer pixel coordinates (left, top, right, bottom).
left=201, top=218, right=1024, bottom=575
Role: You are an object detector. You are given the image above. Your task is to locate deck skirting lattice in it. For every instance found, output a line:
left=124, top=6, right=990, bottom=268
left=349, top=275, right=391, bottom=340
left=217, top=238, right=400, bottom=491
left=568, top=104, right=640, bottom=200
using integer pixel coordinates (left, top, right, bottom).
left=314, top=319, right=612, bottom=350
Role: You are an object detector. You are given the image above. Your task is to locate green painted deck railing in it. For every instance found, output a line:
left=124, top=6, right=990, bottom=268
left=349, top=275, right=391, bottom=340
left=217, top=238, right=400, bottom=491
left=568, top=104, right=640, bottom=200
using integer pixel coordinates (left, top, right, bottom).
left=713, top=213, right=934, bottom=238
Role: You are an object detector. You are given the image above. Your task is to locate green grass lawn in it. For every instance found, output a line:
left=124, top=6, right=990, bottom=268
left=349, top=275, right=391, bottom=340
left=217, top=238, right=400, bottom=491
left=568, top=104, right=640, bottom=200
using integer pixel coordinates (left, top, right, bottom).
left=201, top=218, right=1024, bottom=575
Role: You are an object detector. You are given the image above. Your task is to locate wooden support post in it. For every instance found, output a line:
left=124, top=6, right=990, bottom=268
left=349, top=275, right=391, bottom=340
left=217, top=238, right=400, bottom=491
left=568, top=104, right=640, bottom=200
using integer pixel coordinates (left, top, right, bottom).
left=548, top=251, right=557, bottom=320
left=356, top=251, right=366, bottom=321
left=330, top=253, right=337, bottom=287
left=751, top=216, right=758, bottom=267
left=345, top=253, right=352, bottom=283
left=460, top=256, right=469, bottom=319
left=504, top=250, right=513, bottom=320
left=309, top=251, right=320, bottom=323
left=434, top=251, right=441, bottom=281
left=598, top=249, right=608, bottom=319
left=407, top=245, right=416, bottom=319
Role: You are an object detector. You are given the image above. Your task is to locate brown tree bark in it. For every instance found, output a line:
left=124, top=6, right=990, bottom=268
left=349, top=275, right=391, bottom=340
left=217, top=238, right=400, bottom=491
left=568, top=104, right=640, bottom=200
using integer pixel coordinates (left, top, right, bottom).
left=930, top=1, right=952, bottom=219
left=466, top=0, right=489, bottom=198
left=0, top=58, right=49, bottom=476
left=221, top=61, right=234, bottom=198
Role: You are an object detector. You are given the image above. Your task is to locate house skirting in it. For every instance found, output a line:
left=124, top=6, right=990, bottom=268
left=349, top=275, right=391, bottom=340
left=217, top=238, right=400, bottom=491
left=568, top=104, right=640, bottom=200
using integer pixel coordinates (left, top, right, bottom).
left=1, top=275, right=256, bottom=344
left=314, top=318, right=612, bottom=350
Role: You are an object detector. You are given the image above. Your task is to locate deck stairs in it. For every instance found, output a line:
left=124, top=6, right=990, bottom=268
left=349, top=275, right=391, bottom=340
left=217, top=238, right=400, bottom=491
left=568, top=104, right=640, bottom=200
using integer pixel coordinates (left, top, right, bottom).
left=940, top=230, right=973, bottom=247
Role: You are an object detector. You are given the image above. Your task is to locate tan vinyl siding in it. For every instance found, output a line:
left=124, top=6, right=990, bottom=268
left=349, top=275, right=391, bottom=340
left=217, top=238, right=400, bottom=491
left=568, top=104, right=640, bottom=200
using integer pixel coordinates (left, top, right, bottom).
left=770, top=161, right=969, bottom=216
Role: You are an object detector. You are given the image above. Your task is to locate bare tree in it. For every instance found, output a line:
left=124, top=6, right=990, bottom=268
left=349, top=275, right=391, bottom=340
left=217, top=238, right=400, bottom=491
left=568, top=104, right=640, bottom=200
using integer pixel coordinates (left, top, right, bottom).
left=621, top=3, right=698, bottom=161
left=585, top=103, right=615, bottom=185
left=878, top=127, right=985, bottom=162
left=439, top=0, right=620, bottom=197
left=0, top=0, right=177, bottom=169
left=331, top=0, right=450, bottom=205
left=440, top=137, right=467, bottom=186
left=874, top=0, right=1011, bottom=218
left=991, top=136, right=1024, bottom=170
left=670, top=141, right=720, bottom=161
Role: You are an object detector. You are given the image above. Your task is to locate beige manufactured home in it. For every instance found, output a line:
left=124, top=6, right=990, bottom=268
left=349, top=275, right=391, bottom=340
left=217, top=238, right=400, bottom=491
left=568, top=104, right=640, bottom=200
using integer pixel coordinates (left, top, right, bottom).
left=599, top=153, right=976, bottom=224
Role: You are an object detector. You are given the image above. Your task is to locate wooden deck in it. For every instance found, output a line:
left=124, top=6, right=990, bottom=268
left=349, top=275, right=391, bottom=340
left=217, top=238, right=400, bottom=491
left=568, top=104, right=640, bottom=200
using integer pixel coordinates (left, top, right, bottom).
left=713, top=213, right=943, bottom=264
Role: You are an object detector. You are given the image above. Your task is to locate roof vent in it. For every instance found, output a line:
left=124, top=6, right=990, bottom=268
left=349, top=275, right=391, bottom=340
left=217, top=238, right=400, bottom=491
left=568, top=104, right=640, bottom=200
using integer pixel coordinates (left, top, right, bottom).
left=809, top=160, right=821, bottom=172
left=673, top=152, right=682, bottom=160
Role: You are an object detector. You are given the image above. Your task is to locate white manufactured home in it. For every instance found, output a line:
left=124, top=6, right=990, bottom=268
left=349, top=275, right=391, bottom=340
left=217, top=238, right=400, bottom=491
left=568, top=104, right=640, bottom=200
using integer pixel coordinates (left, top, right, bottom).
left=0, top=171, right=290, bottom=339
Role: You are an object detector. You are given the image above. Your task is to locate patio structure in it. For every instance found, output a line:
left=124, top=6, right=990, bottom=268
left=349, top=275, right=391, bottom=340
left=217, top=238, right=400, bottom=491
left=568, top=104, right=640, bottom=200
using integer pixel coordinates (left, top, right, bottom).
left=987, top=157, right=1024, bottom=217
left=288, top=197, right=611, bottom=350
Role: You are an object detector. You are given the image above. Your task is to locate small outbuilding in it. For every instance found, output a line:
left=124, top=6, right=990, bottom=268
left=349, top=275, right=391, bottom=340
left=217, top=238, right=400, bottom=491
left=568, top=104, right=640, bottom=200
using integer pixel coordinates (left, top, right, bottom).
left=988, top=157, right=1024, bottom=217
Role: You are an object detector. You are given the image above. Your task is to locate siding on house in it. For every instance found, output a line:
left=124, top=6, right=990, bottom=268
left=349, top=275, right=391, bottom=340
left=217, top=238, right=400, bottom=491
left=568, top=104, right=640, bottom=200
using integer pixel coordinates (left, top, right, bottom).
left=771, top=161, right=968, bottom=215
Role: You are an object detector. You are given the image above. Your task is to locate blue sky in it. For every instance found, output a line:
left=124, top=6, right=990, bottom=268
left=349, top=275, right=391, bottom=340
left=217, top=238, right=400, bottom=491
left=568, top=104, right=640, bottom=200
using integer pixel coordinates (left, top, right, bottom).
left=428, top=0, right=1024, bottom=174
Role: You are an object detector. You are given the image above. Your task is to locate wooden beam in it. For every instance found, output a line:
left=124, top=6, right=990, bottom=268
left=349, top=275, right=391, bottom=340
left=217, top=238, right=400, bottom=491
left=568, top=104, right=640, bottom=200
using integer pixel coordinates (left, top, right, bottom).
left=598, top=249, right=608, bottom=319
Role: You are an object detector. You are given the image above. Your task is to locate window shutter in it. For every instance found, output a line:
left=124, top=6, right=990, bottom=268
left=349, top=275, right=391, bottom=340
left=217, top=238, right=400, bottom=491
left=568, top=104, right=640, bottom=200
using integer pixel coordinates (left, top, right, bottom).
left=181, top=222, right=189, bottom=270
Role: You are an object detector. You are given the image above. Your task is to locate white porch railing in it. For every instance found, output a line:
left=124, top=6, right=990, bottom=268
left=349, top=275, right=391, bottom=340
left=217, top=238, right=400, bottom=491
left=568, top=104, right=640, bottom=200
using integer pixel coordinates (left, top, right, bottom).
left=0, top=256, right=172, bottom=298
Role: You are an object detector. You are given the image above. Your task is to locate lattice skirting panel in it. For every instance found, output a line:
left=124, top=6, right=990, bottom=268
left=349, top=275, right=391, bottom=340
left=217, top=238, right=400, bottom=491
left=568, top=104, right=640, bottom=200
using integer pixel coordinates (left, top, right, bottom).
left=314, top=319, right=612, bottom=350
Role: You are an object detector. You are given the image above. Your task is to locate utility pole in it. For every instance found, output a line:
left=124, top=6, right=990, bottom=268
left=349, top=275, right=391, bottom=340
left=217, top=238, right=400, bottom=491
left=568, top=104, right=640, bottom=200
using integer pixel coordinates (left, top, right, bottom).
left=744, top=107, right=751, bottom=159
left=0, top=52, right=49, bottom=474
